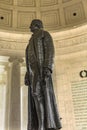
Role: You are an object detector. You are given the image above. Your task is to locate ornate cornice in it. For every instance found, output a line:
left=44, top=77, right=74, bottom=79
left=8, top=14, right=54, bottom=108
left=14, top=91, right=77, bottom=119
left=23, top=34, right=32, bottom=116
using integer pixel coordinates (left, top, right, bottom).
left=0, top=31, right=30, bottom=56
left=52, top=24, right=87, bottom=58
left=0, top=24, right=87, bottom=57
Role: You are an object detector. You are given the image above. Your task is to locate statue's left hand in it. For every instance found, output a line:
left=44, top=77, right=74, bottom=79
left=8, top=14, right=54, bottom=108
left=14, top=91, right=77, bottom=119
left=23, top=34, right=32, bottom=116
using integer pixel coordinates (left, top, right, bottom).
left=43, top=68, right=51, bottom=77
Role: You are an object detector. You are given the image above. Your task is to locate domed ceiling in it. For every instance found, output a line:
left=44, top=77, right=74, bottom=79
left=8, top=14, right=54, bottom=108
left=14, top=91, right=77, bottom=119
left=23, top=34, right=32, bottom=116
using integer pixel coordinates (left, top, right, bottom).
left=0, top=0, right=87, bottom=32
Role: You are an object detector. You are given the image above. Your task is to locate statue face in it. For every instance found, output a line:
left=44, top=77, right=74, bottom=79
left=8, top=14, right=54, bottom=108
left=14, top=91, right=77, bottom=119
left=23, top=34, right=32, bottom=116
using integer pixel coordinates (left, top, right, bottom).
left=29, top=22, right=39, bottom=33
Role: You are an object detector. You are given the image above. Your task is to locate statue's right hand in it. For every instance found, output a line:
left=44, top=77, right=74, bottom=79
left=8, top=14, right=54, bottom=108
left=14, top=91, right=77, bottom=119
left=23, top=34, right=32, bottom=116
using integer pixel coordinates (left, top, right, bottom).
left=24, top=72, right=30, bottom=86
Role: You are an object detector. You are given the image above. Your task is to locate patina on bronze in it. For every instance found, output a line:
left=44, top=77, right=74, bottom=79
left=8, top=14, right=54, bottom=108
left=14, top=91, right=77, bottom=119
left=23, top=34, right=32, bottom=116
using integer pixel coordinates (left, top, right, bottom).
left=25, top=19, right=62, bottom=130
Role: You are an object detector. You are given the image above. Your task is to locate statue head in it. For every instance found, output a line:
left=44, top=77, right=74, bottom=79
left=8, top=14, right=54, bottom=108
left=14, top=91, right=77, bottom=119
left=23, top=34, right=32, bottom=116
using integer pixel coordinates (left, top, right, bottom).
left=29, top=19, right=43, bottom=32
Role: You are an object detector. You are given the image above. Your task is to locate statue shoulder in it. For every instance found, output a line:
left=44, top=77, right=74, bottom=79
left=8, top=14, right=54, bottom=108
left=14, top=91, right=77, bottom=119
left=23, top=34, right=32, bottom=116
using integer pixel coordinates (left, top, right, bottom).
left=43, top=30, right=52, bottom=38
left=42, top=31, right=53, bottom=42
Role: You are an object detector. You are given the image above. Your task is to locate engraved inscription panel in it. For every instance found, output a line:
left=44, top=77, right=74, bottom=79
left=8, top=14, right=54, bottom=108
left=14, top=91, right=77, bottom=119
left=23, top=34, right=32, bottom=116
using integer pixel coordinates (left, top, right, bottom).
left=71, top=80, right=87, bottom=130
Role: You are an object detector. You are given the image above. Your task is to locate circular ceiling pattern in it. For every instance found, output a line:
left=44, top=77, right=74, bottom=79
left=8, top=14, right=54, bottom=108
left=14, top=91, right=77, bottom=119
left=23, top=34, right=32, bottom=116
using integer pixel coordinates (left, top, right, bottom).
left=0, top=0, right=87, bottom=32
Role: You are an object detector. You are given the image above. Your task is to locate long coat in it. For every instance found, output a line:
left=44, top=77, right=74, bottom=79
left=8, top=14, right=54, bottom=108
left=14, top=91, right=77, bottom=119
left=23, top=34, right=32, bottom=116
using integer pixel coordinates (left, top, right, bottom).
left=25, top=29, right=62, bottom=130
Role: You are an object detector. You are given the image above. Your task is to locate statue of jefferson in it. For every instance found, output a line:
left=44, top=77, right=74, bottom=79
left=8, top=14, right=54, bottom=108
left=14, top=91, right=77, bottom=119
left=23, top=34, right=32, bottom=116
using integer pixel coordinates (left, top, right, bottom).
left=25, top=19, right=62, bottom=130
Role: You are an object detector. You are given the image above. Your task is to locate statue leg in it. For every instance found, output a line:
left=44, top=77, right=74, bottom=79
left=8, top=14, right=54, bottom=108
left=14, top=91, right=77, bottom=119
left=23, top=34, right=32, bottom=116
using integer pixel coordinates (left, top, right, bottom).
left=34, top=97, right=44, bottom=130
left=33, top=82, right=44, bottom=130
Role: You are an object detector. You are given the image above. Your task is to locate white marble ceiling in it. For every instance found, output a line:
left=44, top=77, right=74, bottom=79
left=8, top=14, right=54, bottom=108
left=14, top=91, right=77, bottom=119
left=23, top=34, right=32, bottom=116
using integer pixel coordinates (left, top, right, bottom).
left=0, top=0, right=87, bottom=32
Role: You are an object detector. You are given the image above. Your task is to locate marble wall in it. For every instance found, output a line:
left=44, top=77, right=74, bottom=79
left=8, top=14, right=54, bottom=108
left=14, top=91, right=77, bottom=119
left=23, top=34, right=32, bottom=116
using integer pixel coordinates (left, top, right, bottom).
left=53, top=25, right=87, bottom=130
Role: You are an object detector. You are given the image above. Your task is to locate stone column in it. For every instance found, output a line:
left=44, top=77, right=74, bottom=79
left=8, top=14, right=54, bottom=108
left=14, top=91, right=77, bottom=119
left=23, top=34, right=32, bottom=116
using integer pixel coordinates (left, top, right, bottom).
left=0, top=65, right=7, bottom=130
left=9, top=57, right=23, bottom=130
left=4, top=65, right=11, bottom=130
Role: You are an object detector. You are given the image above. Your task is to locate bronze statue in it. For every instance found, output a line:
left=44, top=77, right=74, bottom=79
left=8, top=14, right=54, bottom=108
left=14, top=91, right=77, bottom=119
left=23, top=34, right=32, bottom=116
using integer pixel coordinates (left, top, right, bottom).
left=25, top=19, right=62, bottom=130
